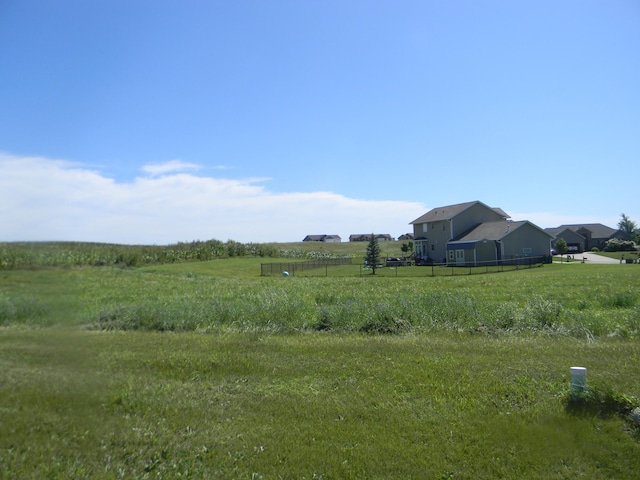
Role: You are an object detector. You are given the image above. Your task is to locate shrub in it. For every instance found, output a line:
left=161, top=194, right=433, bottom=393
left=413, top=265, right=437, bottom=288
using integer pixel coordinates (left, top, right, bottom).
left=600, top=291, right=637, bottom=309
left=591, top=247, right=600, bottom=252
left=604, top=238, right=636, bottom=252
left=358, top=303, right=412, bottom=334
left=0, top=294, right=48, bottom=325
left=522, top=296, right=563, bottom=330
left=566, top=384, right=639, bottom=419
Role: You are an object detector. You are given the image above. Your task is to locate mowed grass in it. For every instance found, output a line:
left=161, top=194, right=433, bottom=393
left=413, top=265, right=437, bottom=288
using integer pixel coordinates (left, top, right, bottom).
left=1, top=330, right=639, bottom=479
left=1, top=258, right=639, bottom=478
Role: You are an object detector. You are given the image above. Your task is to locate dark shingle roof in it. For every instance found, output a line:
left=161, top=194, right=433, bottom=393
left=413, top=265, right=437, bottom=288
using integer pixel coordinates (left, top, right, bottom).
left=555, top=224, right=617, bottom=239
left=454, top=220, right=553, bottom=242
left=411, top=201, right=477, bottom=224
left=544, top=227, right=581, bottom=238
left=454, top=221, right=524, bottom=241
left=410, top=201, right=510, bottom=225
left=491, top=207, right=510, bottom=218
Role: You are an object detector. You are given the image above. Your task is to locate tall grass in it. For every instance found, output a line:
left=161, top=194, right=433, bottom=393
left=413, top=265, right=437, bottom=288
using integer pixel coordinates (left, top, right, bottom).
left=0, top=240, right=394, bottom=270
left=2, top=262, right=638, bottom=339
left=0, top=293, right=48, bottom=326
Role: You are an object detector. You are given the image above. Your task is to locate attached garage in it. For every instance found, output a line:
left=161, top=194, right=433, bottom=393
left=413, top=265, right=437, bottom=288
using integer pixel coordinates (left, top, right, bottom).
left=446, top=221, right=553, bottom=266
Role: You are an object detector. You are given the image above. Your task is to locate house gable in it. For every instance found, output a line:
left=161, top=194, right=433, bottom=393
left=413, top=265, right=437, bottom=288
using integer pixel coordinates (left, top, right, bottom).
left=410, top=200, right=509, bottom=226
left=544, top=227, right=586, bottom=252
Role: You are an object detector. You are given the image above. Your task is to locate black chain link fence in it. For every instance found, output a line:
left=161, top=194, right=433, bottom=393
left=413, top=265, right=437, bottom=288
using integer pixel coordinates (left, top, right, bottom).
left=262, top=256, right=548, bottom=277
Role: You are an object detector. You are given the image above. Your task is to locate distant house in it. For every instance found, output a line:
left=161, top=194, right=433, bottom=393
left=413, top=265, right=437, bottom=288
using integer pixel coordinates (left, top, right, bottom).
left=302, top=235, right=342, bottom=243
left=349, top=234, right=394, bottom=242
left=543, top=227, right=587, bottom=253
left=398, top=233, right=414, bottom=241
left=410, top=200, right=553, bottom=265
left=544, top=224, right=632, bottom=252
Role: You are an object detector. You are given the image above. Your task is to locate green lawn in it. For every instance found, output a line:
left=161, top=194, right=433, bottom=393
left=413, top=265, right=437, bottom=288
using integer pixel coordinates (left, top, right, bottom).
left=1, top=330, right=638, bottom=479
left=1, top=258, right=639, bottom=478
left=593, top=250, right=640, bottom=262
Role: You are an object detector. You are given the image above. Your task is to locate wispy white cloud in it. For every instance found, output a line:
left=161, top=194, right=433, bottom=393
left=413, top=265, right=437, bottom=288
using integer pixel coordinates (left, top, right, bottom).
left=141, top=159, right=202, bottom=176
left=0, top=153, right=425, bottom=244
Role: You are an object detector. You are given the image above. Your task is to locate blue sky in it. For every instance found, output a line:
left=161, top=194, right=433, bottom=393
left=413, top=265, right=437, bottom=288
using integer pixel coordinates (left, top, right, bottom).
left=1, top=1, right=639, bottom=244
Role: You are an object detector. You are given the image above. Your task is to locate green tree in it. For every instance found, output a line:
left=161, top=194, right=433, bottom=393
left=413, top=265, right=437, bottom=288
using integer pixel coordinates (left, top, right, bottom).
left=400, top=240, right=414, bottom=257
left=554, top=238, right=568, bottom=261
left=618, top=213, right=639, bottom=243
left=365, top=234, right=381, bottom=275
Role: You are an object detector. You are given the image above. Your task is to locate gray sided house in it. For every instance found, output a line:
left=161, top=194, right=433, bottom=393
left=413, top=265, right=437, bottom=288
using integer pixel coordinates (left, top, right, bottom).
left=302, top=235, right=341, bottom=243
left=349, top=234, right=393, bottom=242
left=545, top=224, right=632, bottom=252
left=544, top=227, right=586, bottom=253
left=410, top=200, right=553, bottom=265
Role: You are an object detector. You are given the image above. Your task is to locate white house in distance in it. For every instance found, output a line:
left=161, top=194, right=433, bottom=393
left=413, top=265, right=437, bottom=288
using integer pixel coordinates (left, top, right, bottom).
left=410, top=200, right=553, bottom=266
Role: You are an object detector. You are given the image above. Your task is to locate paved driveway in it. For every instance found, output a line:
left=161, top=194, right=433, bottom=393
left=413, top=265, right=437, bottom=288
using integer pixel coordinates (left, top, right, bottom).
left=575, top=252, right=622, bottom=264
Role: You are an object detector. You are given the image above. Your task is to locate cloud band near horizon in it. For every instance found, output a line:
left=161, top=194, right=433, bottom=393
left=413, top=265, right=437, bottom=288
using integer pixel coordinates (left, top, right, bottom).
left=1, top=153, right=621, bottom=245
left=0, top=153, right=428, bottom=244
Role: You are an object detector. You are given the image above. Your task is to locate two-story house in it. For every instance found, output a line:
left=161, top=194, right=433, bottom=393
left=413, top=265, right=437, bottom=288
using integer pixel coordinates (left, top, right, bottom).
left=410, top=200, right=553, bottom=265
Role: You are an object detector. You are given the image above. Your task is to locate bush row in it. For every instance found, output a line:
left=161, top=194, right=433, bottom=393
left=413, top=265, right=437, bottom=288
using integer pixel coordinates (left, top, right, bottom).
left=0, top=241, right=353, bottom=269
left=604, top=238, right=637, bottom=252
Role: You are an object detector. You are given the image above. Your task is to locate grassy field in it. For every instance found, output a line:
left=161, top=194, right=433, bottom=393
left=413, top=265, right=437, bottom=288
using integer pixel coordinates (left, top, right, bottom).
left=1, top=248, right=639, bottom=478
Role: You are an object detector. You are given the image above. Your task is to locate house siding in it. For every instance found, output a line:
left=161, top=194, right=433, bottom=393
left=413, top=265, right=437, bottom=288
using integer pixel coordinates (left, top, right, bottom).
left=475, top=240, right=497, bottom=264
left=502, top=224, right=550, bottom=259
left=413, top=221, right=450, bottom=263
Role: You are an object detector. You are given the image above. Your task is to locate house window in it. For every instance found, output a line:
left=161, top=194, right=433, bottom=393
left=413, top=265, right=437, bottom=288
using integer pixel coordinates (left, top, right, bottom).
left=442, top=222, right=445, bottom=231
left=422, top=224, right=428, bottom=233
left=523, top=248, right=532, bottom=254
left=431, top=244, right=435, bottom=251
